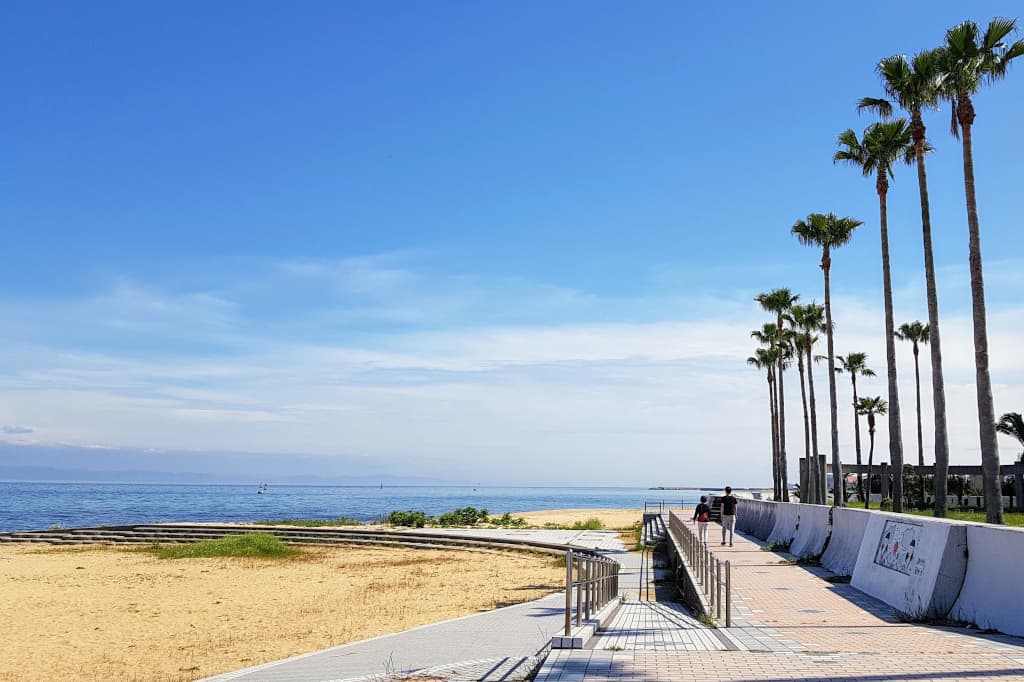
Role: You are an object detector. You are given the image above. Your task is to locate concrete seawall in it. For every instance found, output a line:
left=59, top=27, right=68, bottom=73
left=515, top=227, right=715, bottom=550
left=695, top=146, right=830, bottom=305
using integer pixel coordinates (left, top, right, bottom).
left=950, top=524, right=1024, bottom=636
left=820, top=507, right=871, bottom=576
left=789, top=504, right=831, bottom=558
left=850, top=513, right=967, bottom=619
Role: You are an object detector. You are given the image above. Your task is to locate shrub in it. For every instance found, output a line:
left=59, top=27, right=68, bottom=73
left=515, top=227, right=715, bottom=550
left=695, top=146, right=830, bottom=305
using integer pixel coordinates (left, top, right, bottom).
left=879, top=497, right=893, bottom=511
left=385, top=510, right=427, bottom=528
left=436, top=506, right=489, bottom=527
left=489, top=512, right=527, bottom=528
left=570, top=518, right=605, bottom=530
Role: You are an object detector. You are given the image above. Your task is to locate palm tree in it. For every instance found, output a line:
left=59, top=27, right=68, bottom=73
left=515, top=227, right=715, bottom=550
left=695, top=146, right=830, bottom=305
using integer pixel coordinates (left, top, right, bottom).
left=995, top=412, right=1024, bottom=461
left=756, top=289, right=800, bottom=501
left=857, top=396, right=889, bottom=509
left=752, top=325, right=783, bottom=497
left=860, top=50, right=951, bottom=518
left=940, top=18, right=1024, bottom=525
left=792, top=214, right=862, bottom=507
left=790, top=302, right=827, bottom=505
left=836, top=353, right=876, bottom=503
left=896, top=321, right=930, bottom=475
left=833, top=122, right=912, bottom=511
left=748, top=346, right=780, bottom=494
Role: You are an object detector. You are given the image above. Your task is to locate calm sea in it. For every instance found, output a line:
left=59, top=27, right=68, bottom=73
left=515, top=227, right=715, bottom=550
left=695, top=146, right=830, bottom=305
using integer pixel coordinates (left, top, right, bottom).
left=0, top=482, right=708, bottom=532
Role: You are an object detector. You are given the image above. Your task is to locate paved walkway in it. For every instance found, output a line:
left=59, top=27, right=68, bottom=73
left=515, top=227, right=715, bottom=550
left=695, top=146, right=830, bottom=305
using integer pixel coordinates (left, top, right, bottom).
left=202, top=530, right=628, bottom=682
left=535, top=515, right=1024, bottom=681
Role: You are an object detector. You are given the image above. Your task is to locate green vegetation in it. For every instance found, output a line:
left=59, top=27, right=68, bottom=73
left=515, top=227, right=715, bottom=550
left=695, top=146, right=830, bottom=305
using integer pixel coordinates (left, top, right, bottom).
left=698, top=613, right=717, bottom=628
left=437, top=506, right=490, bottom=526
left=384, top=510, right=428, bottom=528
left=147, top=533, right=301, bottom=559
left=257, top=517, right=363, bottom=527
left=544, top=517, right=604, bottom=531
left=382, top=507, right=528, bottom=529
left=860, top=503, right=1024, bottom=527
left=760, top=541, right=792, bottom=553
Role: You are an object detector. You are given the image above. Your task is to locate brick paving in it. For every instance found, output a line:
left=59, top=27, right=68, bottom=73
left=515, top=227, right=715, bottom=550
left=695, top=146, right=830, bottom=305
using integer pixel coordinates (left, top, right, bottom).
left=535, top=515, right=1024, bottom=681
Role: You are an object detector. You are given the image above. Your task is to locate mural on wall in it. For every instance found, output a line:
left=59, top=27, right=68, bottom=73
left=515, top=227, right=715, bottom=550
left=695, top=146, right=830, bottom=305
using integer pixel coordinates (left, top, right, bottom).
left=874, top=520, right=923, bottom=575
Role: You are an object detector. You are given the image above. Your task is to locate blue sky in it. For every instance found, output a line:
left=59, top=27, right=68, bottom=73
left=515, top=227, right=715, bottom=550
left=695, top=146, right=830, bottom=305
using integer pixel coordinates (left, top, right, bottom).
left=1, top=2, right=1022, bottom=485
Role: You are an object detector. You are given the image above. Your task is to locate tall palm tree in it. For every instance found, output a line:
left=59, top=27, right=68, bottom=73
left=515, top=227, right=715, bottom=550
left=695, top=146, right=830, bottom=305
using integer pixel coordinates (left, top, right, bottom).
left=940, top=18, right=1024, bottom=525
left=860, top=49, right=951, bottom=518
left=896, top=322, right=930, bottom=468
left=752, top=324, right=783, bottom=497
left=790, top=302, right=827, bottom=505
left=792, top=213, right=862, bottom=507
left=996, top=412, right=1024, bottom=461
left=749, top=346, right=781, bottom=494
left=833, top=121, right=912, bottom=511
left=857, top=396, right=889, bottom=510
left=756, top=289, right=800, bottom=502
left=836, top=353, right=876, bottom=503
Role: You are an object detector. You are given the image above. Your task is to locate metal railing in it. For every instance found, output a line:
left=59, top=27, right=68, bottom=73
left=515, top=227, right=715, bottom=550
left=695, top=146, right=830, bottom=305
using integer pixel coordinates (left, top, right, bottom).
left=563, top=549, right=620, bottom=636
left=669, top=511, right=732, bottom=627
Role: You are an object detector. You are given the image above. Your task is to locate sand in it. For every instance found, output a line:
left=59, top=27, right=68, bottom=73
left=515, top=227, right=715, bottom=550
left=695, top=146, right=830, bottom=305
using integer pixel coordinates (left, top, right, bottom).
left=508, top=508, right=643, bottom=530
left=0, top=543, right=564, bottom=682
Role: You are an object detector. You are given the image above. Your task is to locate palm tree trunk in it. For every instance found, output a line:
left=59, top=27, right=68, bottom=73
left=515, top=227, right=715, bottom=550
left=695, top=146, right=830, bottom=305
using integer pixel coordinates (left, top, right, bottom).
left=797, top=351, right=812, bottom=503
left=822, top=247, right=842, bottom=507
left=878, top=180, right=904, bottom=512
left=777, top=347, right=790, bottom=502
left=866, top=424, right=875, bottom=510
left=913, top=111, right=950, bottom=519
left=807, top=340, right=822, bottom=505
left=958, top=95, right=1003, bottom=525
left=913, top=344, right=926, bottom=507
left=768, top=370, right=779, bottom=499
left=852, top=374, right=863, bottom=503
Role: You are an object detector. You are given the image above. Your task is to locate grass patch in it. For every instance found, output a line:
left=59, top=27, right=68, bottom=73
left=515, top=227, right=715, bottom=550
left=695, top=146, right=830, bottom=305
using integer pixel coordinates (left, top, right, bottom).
left=698, top=613, right=717, bottom=627
left=147, top=533, right=302, bottom=559
left=760, top=542, right=792, bottom=553
left=256, top=517, right=364, bottom=527
left=542, top=517, right=605, bottom=531
left=857, top=504, right=1024, bottom=527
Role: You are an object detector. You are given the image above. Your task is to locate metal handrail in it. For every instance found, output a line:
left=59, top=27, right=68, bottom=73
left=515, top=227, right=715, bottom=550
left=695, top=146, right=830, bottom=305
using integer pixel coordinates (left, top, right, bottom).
left=668, top=510, right=731, bottom=627
left=563, top=548, right=620, bottom=636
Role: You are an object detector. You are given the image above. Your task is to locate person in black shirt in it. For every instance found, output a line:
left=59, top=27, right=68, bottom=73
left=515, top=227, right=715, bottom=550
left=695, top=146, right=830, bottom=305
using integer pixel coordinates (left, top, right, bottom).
left=691, top=495, right=711, bottom=545
left=720, top=486, right=738, bottom=546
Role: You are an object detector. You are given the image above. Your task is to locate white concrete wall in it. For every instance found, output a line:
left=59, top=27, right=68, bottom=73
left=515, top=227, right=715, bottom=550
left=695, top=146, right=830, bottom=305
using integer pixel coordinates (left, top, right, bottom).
left=950, top=524, right=1024, bottom=636
left=754, top=500, right=777, bottom=540
left=820, top=507, right=872, bottom=577
left=789, top=504, right=831, bottom=558
left=767, top=503, right=800, bottom=545
left=851, top=512, right=967, bottom=619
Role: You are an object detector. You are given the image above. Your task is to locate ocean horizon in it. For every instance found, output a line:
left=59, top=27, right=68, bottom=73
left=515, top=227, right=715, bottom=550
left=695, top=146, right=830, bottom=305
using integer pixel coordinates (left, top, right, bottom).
left=0, top=482, right=714, bottom=533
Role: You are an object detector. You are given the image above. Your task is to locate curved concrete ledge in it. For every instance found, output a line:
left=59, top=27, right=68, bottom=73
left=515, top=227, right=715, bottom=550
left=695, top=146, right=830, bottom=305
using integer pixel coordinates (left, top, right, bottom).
left=950, top=524, right=1024, bottom=636
left=820, top=507, right=871, bottom=576
left=755, top=500, right=777, bottom=540
left=767, top=502, right=799, bottom=545
left=735, top=500, right=755, bottom=534
left=851, top=512, right=967, bottom=619
left=789, top=504, right=831, bottom=558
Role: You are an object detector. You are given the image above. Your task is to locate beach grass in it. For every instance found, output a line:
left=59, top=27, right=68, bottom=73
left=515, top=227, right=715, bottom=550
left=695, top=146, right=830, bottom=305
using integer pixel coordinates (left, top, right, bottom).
left=147, top=532, right=302, bottom=559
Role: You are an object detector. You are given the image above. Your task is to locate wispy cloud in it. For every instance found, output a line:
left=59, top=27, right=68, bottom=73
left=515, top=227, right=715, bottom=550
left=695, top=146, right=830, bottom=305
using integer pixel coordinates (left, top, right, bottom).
left=0, top=253, right=1020, bottom=485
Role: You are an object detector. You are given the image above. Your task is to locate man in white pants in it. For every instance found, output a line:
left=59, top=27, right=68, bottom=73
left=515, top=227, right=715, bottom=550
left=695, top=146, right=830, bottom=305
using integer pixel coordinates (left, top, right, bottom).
left=720, top=486, right=738, bottom=546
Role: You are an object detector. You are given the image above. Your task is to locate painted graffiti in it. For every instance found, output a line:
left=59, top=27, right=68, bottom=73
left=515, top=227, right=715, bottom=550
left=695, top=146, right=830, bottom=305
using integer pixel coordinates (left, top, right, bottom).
left=873, top=519, right=922, bottom=575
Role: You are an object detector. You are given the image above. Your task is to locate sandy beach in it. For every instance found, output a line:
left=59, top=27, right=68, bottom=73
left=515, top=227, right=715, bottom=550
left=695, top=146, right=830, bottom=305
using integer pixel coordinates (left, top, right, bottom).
left=0, top=542, right=564, bottom=682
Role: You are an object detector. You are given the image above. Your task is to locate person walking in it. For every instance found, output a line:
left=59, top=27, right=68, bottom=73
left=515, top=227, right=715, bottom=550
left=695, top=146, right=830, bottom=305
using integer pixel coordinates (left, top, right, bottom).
left=692, top=495, right=711, bottom=546
left=720, top=486, right=738, bottom=546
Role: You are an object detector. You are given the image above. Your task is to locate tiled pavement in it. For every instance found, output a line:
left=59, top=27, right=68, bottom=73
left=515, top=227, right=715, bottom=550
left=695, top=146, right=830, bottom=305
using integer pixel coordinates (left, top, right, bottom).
left=535, top=515, right=1024, bottom=681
